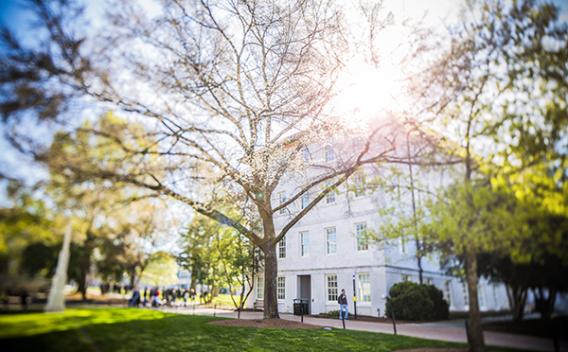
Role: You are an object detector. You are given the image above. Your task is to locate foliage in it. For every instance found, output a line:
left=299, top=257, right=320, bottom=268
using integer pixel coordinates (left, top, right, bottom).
left=385, top=282, right=449, bottom=321
left=178, top=214, right=259, bottom=308
left=0, top=0, right=423, bottom=319
left=0, top=308, right=467, bottom=352
left=140, top=252, right=178, bottom=287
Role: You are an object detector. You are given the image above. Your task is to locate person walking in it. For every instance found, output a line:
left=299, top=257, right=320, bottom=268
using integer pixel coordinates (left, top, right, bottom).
left=337, top=289, right=348, bottom=320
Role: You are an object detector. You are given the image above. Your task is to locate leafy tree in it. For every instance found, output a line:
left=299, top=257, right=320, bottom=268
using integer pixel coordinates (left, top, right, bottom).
left=411, top=1, right=568, bottom=350
left=178, top=214, right=259, bottom=309
left=40, top=113, right=162, bottom=299
left=478, top=209, right=568, bottom=321
left=0, top=181, right=60, bottom=294
left=140, top=251, right=178, bottom=287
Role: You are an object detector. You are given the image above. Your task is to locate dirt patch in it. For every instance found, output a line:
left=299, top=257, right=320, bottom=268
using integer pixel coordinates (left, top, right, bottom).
left=209, top=318, right=321, bottom=330
left=393, top=349, right=467, bottom=352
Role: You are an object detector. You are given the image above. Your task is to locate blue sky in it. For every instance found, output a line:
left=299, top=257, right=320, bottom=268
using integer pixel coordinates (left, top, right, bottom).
left=0, top=0, right=567, bottom=197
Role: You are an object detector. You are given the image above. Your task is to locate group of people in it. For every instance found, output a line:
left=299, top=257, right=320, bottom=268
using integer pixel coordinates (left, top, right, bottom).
left=129, top=287, right=201, bottom=308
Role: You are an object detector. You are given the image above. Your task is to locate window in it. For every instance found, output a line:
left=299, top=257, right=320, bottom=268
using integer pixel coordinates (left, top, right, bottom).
left=356, top=223, right=369, bottom=251
left=278, top=192, right=287, bottom=215
left=300, top=231, right=309, bottom=257
left=478, top=285, right=486, bottom=308
left=325, top=181, right=336, bottom=204
left=324, top=145, right=335, bottom=162
left=257, top=276, right=264, bottom=300
left=353, top=172, right=365, bottom=197
left=278, top=236, right=286, bottom=259
left=357, top=273, right=371, bottom=302
left=402, top=274, right=410, bottom=282
left=399, top=236, right=407, bottom=254
left=301, top=193, right=309, bottom=209
left=302, top=147, right=310, bottom=162
left=326, top=227, right=337, bottom=255
left=425, top=277, right=433, bottom=285
left=445, top=281, right=452, bottom=307
left=277, top=276, right=286, bottom=300
left=462, top=282, right=469, bottom=307
left=352, top=139, right=364, bottom=154
left=326, top=274, right=338, bottom=302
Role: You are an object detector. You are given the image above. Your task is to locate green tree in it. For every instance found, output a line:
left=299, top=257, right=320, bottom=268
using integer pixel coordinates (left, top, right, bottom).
left=178, top=213, right=259, bottom=307
left=140, top=251, right=178, bottom=287
left=42, top=113, right=161, bottom=300
left=0, top=181, right=60, bottom=295
left=410, top=1, right=568, bottom=350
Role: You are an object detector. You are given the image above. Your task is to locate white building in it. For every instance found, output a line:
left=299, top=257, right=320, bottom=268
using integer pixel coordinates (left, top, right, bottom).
left=246, top=131, right=510, bottom=316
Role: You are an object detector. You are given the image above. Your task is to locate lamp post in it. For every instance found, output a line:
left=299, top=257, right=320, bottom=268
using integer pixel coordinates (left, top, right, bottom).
left=352, top=273, right=357, bottom=320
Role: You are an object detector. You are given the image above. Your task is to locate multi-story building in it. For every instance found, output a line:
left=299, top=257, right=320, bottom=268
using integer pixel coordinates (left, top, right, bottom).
left=246, top=132, right=510, bottom=316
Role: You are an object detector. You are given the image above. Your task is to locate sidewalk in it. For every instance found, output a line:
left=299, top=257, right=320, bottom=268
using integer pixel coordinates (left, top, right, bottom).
left=160, top=306, right=567, bottom=352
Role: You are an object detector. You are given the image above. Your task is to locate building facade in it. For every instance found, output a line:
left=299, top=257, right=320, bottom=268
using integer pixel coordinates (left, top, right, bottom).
left=246, top=137, right=510, bottom=316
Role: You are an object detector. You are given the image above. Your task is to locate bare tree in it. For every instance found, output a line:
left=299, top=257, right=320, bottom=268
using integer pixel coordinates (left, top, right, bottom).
left=1, top=0, right=441, bottom=318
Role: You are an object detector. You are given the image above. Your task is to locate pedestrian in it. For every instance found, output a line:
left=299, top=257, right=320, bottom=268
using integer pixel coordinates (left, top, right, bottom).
left=337, top=289, right=348, bottom=320
left=129, top=287, right=141, bottom=307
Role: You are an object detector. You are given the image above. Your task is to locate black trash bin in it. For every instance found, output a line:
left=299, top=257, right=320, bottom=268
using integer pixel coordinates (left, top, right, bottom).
left=293, top=298, right=309, bottom=315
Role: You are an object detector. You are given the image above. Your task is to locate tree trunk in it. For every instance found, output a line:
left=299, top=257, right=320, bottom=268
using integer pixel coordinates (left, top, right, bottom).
left=415, top=239, right=424, bottom=284
left=129, top=268, right=137, bottom=289
left=506, top=284, right=527, bottom=322
left=262, top=244, right=279, bottom=319
left=534, top=287, right=557, bottom=321
left=465, top=250, right=485, bottom=352
left=78, top=262, right=88, bottom=301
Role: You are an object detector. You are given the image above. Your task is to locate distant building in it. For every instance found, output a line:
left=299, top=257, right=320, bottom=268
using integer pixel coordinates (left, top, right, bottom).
left=246, top=131, right=510, bottom=316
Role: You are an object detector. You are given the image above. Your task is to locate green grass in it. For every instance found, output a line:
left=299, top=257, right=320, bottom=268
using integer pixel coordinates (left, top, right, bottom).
left=0, top=308, right=505, bottom=352
left=209, top=293, right=239, bottom=309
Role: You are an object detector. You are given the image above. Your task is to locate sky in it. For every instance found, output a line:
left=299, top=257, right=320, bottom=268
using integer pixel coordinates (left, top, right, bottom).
left=0, top=0, right=467, bottom=184
left=0, top=0, right=567, bottom=196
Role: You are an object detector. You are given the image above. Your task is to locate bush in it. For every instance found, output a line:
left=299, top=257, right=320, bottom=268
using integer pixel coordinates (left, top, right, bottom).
left=385, top=282, right=449, bottom=321
left=320, top=310, right=340, bottom=318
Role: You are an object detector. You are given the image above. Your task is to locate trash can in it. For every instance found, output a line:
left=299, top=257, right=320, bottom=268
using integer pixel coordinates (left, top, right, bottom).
left=293, top=298, right=309, bottom=315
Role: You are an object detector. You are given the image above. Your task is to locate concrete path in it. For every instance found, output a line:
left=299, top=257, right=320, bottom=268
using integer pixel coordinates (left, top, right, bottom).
left=160, top=306, right=567, bottom=352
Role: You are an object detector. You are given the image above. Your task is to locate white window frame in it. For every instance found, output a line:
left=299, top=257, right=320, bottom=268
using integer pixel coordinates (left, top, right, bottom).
left=278, top=191, right=287, bottom=215
left=399, top=236, right=407, bottom=254
left=300, top=231, right=309, bottom=257
left=357, top=273, right=371, bottom=303
left=257, top=275, right=264, bottom=300
left=278, top=236, right=286, bottom=259
left=325, top=227, right=337, bottom=255
left=326, top=274, right=338, bottom=302
left=301, top=193, right=309, bottom=209
left=324, top=145, right=334, bottom=162
left=325, top=180, right=336, bottom=204
left=402, top=274, right=410, bottom=282
left=462, top=281, right=469, bottom=307
left=277, top=276, right=286, bottom=300
left=353, top=172, right=365, bottom=197
left=355, top=222, right=369, bottom=251
left=478, top=285, right=486, bottom=309
left=302, top=147, right=310, bottom=162
left=445, top=280, right=452, bottom=307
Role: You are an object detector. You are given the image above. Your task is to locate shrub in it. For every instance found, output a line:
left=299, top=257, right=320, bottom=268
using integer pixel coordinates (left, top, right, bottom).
left=385, top=281, right=449, bottom=321
left=320, top=310, right=340, bottom=318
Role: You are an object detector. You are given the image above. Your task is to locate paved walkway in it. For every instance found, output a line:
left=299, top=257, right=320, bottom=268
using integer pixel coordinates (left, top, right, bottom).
left=161, top=306, right=567, bottom=352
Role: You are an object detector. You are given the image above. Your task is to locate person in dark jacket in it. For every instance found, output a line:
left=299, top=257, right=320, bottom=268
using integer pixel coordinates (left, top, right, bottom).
left=337, top=289, right=348, bottom=320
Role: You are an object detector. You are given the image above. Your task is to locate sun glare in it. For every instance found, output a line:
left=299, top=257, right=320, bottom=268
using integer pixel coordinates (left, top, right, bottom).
left=331, top=57, right=408, bottom=127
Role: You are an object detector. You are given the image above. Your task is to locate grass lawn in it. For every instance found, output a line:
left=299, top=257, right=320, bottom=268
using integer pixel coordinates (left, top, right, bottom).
left=0, top=308, right=506, bottom=352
